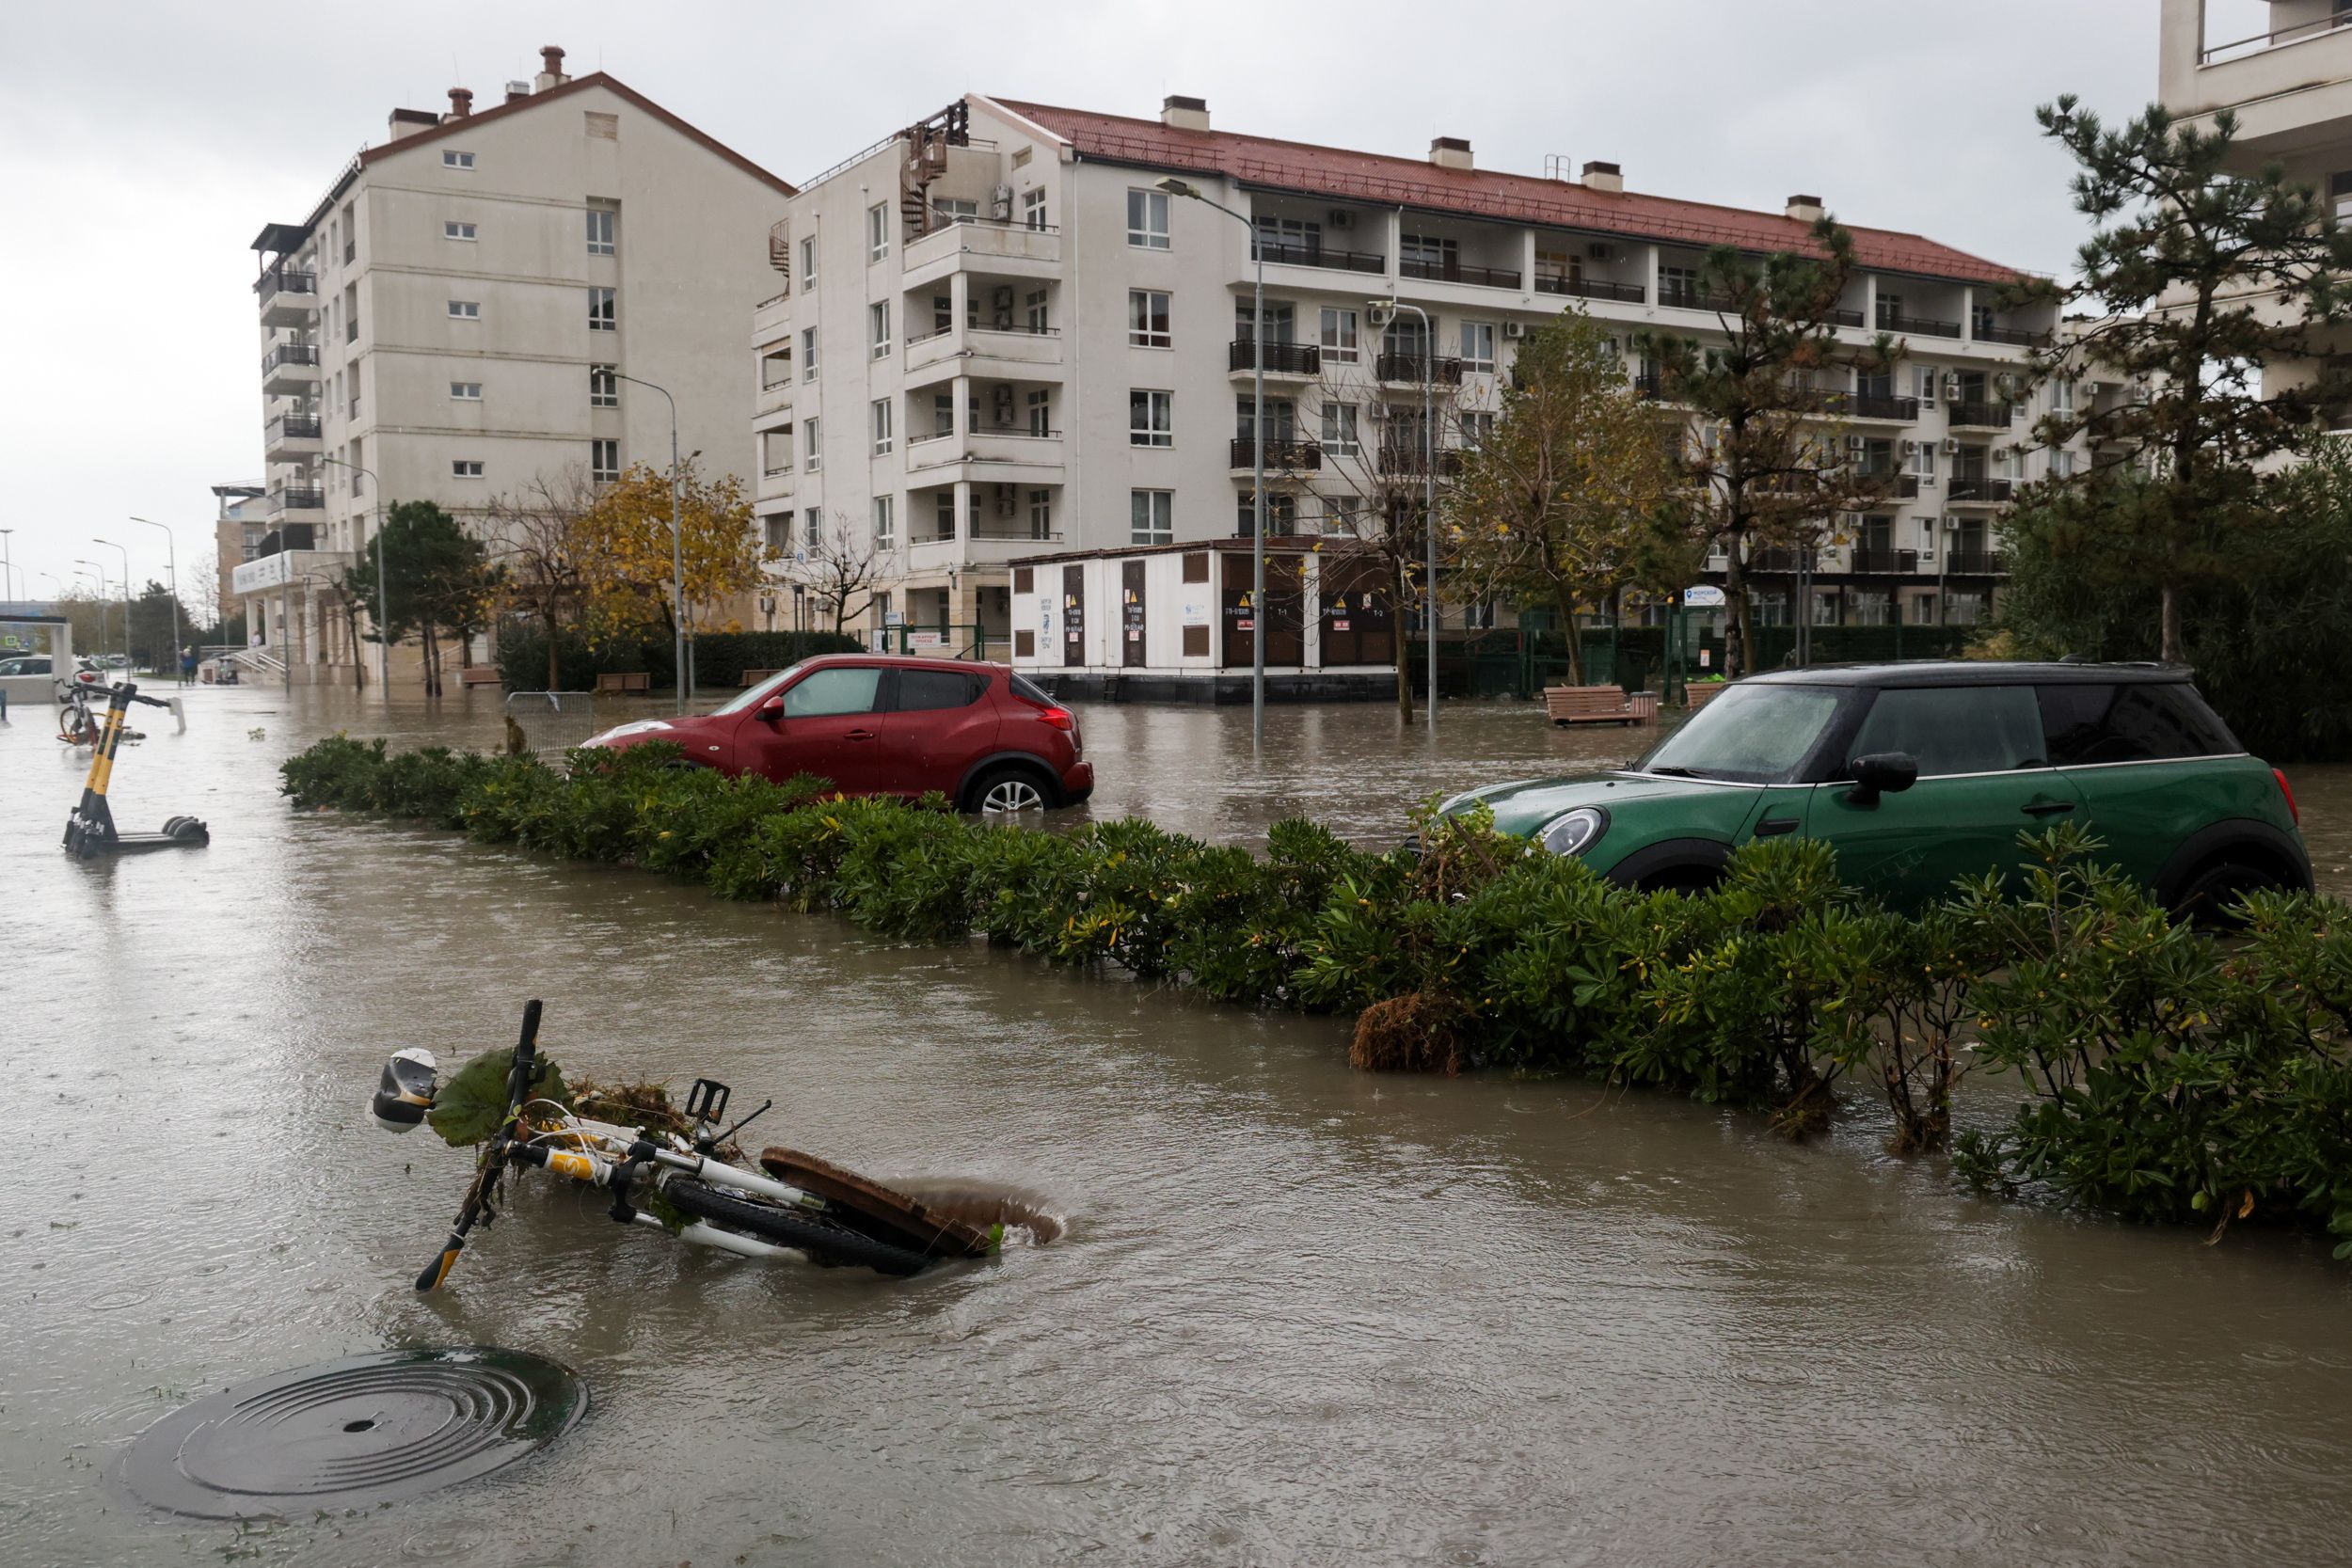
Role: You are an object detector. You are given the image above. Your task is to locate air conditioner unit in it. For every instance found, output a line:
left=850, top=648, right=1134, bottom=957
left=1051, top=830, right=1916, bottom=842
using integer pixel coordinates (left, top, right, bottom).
left=994, top=483, right=1016, bottom=517
left=1846, top=435, right=1867, bottom=452
left=1899, top=439, right=1917, bottom=457
left=993, top=386, right=1016, bottom=425
left=1920, top=474, right=1937, bottom=488
left=1328, top=209, right=1356, bottom=229
left=1941, top=436, right=1961, bottom=455
left=1502, top=320, right=1526, bottom=339
left=992, top=285, right=1015, bottom=329
left=1943, top=373, right=1963, bottom=400
left=990, top=184, right=1014, bottom=221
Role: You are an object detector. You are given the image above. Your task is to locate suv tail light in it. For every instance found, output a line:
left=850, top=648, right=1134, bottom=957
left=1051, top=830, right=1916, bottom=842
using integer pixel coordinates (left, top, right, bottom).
left=1036, top=705, right=1075, bottom=733
left=2275, top=767, right=2300, bottom=827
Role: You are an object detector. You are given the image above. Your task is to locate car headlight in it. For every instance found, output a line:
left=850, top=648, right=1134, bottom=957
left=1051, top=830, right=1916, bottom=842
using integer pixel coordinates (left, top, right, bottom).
left=1538, top=806, right=1608, bottom=857
left=588, top=719, right=674, bottom=745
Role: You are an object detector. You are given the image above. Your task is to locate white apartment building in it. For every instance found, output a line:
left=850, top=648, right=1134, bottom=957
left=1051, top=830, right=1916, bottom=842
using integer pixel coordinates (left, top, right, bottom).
left=751, top=94, right=2074, bottom=657
left=212, top=482, right=266, bottom=626
left=246, top=46, right=793, bottom=684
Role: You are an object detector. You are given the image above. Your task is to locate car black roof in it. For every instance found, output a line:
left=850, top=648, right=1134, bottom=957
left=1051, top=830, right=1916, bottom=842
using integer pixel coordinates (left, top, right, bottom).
left=1742, top=660, right=2189, bottom=689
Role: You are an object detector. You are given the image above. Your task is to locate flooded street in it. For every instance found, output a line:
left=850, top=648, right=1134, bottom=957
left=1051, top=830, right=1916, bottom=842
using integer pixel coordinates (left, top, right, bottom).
left=8, top=684, right=2352, bottom=1566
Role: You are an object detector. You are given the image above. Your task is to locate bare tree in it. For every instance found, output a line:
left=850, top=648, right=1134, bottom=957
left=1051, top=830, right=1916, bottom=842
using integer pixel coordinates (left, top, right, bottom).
left=785, top=510, right=893, bottom=633
left=484, top=467, right=597, bottom=691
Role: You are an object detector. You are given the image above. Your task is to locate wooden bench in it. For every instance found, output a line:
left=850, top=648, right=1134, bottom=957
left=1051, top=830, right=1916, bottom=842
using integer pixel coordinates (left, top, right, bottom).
left=1544, top=684, right=1646, bottom=726
left=739, top=668, right=782, bottom=687
left=1683, top=682, right=1728, bottom=709
left=457, top=666, right=501, bottom=688
left=594, top=671, right=652, bottom=693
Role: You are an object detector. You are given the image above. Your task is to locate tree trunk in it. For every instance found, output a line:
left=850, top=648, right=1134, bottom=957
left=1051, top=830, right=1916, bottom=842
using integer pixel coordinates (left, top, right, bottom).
left=1392, top=572, right=1415, bottom=723
left=1556, top=581, right=1584, bottom=686
left=1722, top=532, right=1749, bottom=681
left=2159, top=580, right=2185, bottom=666
left=544, top=612, right=561, bottom=692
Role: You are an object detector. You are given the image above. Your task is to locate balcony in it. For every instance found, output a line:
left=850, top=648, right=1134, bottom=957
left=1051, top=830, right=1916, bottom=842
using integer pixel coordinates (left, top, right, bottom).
left=1634, top=370, right=1667, bottom=400
left=1375, top=353, right=1465, bottom=387
left=753, top=289, right=791, bottom=345
left=261, top=341, right=321, bottom=395
left=258, top=268, right=318, bottom=328
left=1945, top=548, right=2009, bottom=575
left=1229, top=339, right=1321, bottom=378
left=1832, top=393, right=1919, bottom=421
left=1746, top=547, right=1818, bottom=574
left=1229, top=436, right=1323, bottom=473
left=263, top=412, right=323, bottom=461
left=1661, top=286, right=1738, bottom=313
left=905, top=426, right=1067, bottom=476
left=1846, top=547, right=1920, bottom=575
left=902, top=218, right=1062, bottom=288
left=904, top=322, right=1065, bottom=387
left=1251, top=239, right=1385, bottom=276
left=1398, top=257, right=1522, bottom=290
left=267, top=484, right=325, bottom=515
left=907, top=531, right=1067, bottom=573
left=1535, top=275, right=1645, bottom=305
left=1948, top=400, right=2018, bottom=429
left=1973, top=322, right=2047, bottom=348
left=1829, top=307, right=1866, bottom=328
left=1375, top=443, right=1467, bottom=477
left=1876, top=309, right=1963, bottom=340
left=1853, top=469, right=1919, bottom=500
left=1947, top=478, right=2013, bottom=504
left=231, top=543, right=353, bottom=597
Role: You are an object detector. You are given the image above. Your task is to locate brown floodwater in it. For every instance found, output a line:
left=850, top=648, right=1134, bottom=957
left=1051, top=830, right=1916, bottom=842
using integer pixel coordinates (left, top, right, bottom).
left=7, top=684, right=2352, bottom=1567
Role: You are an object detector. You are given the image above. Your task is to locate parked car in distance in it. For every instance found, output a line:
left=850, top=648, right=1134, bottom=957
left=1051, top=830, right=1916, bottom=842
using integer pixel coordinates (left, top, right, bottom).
left=580, top=655, right=1093, bottom=813
left=0, top=656, right=52, bottom=675
left=1443, top=662, right=2310, bottom=920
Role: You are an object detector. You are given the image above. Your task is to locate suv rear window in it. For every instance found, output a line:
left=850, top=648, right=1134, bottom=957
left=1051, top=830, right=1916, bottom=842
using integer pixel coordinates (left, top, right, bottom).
left=897, top=668, right=986, bottom=711
left=2036, top=682, right=2238, bottom=765
left=1848, top=685, right=2045, bottom=776
left=1009, top=673, right=1057, bottom=707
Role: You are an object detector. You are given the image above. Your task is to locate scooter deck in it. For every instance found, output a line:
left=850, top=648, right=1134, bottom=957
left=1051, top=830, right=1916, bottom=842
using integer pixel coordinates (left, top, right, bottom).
left=110, top=831, right=209, bottom=851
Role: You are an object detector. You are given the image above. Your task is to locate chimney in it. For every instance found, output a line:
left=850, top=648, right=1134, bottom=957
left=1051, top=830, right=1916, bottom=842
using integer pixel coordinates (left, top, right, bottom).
left=444, top=87, right=474, bottom=122
left=535, top=45, right=570, bottom=92
left=505, top=79, right=532, bottom=105
left=1785, top=193, right=1824, bottom=223
left=387, top=107, right=439, bottom=142
left=1581, top=160, right=1623, bottom=194
left=1160, top=95, right=1211, bottom=133
left=1429, top=136, right=1473, bottom=172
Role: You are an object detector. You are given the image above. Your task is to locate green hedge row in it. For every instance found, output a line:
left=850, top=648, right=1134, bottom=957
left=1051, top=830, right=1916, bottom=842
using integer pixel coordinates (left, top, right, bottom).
left=280, top=735, right=2352, bottom=1261
left=495, top=627, right=864, bottom=692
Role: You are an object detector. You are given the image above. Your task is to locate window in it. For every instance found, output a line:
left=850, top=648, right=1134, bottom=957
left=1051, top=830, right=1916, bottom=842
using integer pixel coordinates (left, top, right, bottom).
left=762, top=427, right=792, bottom=475
left=1130, top=389, right=1173, bottom=447
left=450, top=381, right=481, bottom=400
left=800, top=234, right=818, bottom=290
left=1400, top=233, right=1459, bottom=276
left=2051, top=448, right=2075, bottom=479
left=870, top=301, right=892, bottom=359
left=1462, top=410, right=1496, bottom=448
left=935, top=490, right=958, bottom=538
left=2036, top=682, right=2236, bottom=766
left=590, top=439, right=619, bottom=483
left=802, top=327, right=819, bottom=381
left=1233, top=300, right=1295, bottom=344
left=1131, top=488, right=1173, bottom=545
left=443, top=220, right=476, bottom=242
left=586, top=207, right=615, bottom=256
left=1127, top=187, right=1170, bottom=249
left=899, top=668, right=985, bottom=711
left=1320, top=307, right=1359, bottom=363
left=584, top=110, right=618, bottom=139
left=1025, top=287, right=1050, bottom=333
left=1023, top=187, right=1047, bottom=230
left=1878, top=291, right=1906, bottom=329
left=344, top=281, right=359, bottom=341
left=1912, top=441, right=1936, bottom=479
left=759, top=349, right=790, bottom=389
left=452, top=459, right=484, bottom=478
left=2333, top=171, right=2352, bottom=223
left=1640, top=683, right=1845, bottom=784
left=590, top=363, right=617, bottom=407
left=1028, top=488, right=1053, bottom=536
left=1027, top=388, right=1052, bottom=436
left=931, top=197, right=977, bottom=227
left=866, top=202, right=889, bottom=261
left=872, top=495, right=895, bottom=549
left=1236, top=493, right=1297, bottom=535
left=871, top=398, right=894, bottom=455
left=1252, top=214, right=1322, bottom=261
left=1235, top=394, right=1296, bottom=442
left=803, top=508, right=823, bottom=548
left=764, top=514, right=790, bottom=553
left=930, top=293, right=953, bottom=335
left=932, top=392, right=956, bottom=436
left=448, top=299, right=480, bottom=319
left=443, top=150, right=474, bottom=169
left=2053, top=379, right=2075, bottom=413
left=1460, top=321, right=1496, bottom=372
left=588, top=286, right=615, bottom=331
left=1660, top=265, right=1699, bottom=309
left=1914, top=364, right=1939, bottom=406
left=1849, top=685, right=2044, bottom=777
left=804, top=416, right=821, bottom=471
left=1128, top=289, right=1171, bottom=348
left=783, top=666, right=882, bottom=719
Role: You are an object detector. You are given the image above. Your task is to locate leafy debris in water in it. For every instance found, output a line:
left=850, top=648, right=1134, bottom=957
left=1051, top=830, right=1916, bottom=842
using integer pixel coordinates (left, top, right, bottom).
left=428, top=1048, right=571, bottom=1147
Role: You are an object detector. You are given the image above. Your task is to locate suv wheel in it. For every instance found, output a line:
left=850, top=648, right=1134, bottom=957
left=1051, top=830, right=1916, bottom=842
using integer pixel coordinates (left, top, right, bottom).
left=966, top=765, right=1053, bottom=815
left=2172, top=858, right=2284, bottom=930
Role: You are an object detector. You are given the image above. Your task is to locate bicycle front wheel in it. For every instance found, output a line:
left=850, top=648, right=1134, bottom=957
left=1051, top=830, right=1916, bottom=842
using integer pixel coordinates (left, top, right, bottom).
left=662, top=1178, right=931, bottom=1276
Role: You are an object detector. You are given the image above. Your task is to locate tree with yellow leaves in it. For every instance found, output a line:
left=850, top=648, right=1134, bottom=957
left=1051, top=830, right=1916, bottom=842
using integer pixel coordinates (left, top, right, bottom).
left=573, top=459, right=770, bottom=650
left=1446, top=309, right=1691, bottom=685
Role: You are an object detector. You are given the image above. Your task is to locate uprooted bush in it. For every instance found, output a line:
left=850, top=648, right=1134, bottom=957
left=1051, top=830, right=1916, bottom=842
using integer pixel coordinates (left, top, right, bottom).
left=282, top=736, right=2352, bottom=1260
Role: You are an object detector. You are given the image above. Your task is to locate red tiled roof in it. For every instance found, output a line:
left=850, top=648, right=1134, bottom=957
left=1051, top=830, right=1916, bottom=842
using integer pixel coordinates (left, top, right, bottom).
left=989, top=98, right=2021, bottom=287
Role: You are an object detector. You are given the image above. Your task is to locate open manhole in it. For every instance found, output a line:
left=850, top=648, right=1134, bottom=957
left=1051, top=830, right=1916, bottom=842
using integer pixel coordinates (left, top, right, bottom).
left=120, top=1347, right=583, bottom=1519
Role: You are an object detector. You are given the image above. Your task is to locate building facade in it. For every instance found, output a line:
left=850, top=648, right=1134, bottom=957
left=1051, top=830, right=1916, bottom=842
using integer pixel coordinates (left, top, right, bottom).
left=751, top=93, right=2076, bottom=660
left=211, top=482, right=266, bottom=626
left=245, top=46, right=793, bottom=685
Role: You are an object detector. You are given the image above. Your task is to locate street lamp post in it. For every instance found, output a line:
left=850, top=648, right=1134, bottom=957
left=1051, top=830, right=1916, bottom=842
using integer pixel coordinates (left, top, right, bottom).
left=612, top=373, right=688, bottom=715
left=0, top=528, right=14, bottom=603
left=93, top=538, right=131, bottom=669
left=316, top=455, right=389, bottom=694
left=74, top=562, right=109, bottom=661
left=1369, top=298, right=1438, bottom=733
left=126, top=517, right=184, bottom=685
left=1160, top=177, right=1269, bottom=752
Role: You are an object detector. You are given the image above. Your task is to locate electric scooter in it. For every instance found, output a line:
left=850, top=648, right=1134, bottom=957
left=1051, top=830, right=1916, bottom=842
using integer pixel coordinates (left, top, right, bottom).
left=62, top=681, right=208, bottom=858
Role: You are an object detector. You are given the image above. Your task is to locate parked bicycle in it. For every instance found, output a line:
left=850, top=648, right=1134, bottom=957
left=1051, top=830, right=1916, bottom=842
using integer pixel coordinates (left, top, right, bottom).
left=376, top=1001, right=997, bottom=1291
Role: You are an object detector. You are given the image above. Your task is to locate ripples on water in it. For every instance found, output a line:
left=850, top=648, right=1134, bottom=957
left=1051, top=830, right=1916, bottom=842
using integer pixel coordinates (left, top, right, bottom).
left=7, top=685, right=2352, bottom=1566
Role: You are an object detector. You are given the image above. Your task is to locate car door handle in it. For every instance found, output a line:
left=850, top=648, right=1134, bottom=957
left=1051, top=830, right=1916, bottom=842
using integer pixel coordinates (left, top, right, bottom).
left=2020, top=799, right=2075, bottom=816
left=843, top=729, right=877, bottom=741
left=1754, top=816, right=1801, bottom=837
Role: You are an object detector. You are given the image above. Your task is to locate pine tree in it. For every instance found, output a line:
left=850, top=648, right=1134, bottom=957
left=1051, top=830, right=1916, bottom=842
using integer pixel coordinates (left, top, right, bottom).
left=345, top=501, right=500, bottom=695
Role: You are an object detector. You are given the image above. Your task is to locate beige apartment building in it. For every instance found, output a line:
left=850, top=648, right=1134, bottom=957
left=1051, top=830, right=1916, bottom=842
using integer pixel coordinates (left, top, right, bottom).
left=245, top=46, right=792, bottom=685
left=212, top=482, right=266, bottom=626
left=751, top=94, right=2077, bottom=662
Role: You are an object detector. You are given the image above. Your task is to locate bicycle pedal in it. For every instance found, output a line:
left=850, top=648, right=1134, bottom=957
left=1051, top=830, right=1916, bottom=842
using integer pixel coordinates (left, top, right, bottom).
left=684, top=1078, right=731, bottom=1125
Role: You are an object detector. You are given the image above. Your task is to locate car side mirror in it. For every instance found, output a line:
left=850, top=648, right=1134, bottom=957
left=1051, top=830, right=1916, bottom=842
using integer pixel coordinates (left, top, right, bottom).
left=1847, top=752, right=1918, bottom=804
left=756, top=695, right=787, bottom=721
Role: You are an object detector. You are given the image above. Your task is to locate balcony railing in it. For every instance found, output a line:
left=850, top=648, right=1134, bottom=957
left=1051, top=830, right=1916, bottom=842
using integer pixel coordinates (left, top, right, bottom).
left=1948, top=400, right=2018, bottom=428
left=1535, top=275, right=1645, bottom=304
left=1375, top=353, right=1465, bottom=386
left=1829, top=307, right=1865, bottom=328
left=1376, top=443, right=1467, bottom=476
left=1229, top=339, right=1321, bottom=375
left=1229, top=436, right=1323, bottom=471
left=1251, top=239, right=1386, bottom=275
left=267, top=486, right=325, bottom=514
left=2200, top=10, right=2352, bottom=64
left=1847, top=547, right=1920, bottom=575
left=1876, top=310, right=1963, bottom=339
left=1398, top=258, right=1522, bottom=290
left=1947, top=478, right=2014, bottom=503
left=262, top=342, right=320, bottom=373
left=257, top=269, right=317, bottom=301
left=1747, top=547, right=1816, bottom=573
left=1973, top=322, right=2047, bottom=348
left=1661, top=286, right=1738, bottom=313
left=1634, top=370, right=1667, bottom=400
left=256, top=525, right=317, bottom=555
left=268, top=413, right=323, bottom=441
left=1945, top=548, right=2008, bottom=575
left=1828, top=392, right=1920, bottom=420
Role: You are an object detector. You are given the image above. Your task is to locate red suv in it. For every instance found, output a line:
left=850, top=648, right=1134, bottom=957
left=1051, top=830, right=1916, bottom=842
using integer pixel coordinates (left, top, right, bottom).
left=580, top=656, right=1093, bottom=812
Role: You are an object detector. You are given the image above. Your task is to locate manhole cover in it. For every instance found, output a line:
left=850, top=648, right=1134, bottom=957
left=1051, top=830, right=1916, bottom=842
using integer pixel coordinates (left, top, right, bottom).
left=120, top=1347, right=584, bottom=1518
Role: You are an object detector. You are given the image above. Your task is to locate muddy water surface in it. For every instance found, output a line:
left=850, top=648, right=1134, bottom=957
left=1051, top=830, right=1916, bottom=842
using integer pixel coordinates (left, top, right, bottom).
left=6, top=685, right=2352, bottom=1566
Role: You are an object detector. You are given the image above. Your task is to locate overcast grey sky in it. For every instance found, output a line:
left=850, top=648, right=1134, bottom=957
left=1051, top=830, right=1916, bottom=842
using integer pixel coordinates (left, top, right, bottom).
left=0, top=0, right=2174, bottom=608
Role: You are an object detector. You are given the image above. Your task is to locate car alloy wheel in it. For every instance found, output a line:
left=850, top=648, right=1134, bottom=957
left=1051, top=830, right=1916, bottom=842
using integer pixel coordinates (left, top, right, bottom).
left=980, top=777, right=1046, bottom=814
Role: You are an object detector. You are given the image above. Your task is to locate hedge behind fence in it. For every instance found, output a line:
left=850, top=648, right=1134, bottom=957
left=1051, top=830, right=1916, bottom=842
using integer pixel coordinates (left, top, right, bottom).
left=496, top=626, right=864, bottom=691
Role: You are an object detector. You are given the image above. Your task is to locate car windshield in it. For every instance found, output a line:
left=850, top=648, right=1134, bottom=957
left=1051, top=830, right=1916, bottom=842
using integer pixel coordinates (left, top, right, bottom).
left=710, top=659, right=818, bottom=716
left=1632, top=683, right=1848, bottom=784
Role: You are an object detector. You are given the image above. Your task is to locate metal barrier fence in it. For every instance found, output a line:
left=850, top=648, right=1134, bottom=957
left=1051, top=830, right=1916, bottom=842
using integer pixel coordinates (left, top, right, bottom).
left=502, top=690, right=605, bottom=755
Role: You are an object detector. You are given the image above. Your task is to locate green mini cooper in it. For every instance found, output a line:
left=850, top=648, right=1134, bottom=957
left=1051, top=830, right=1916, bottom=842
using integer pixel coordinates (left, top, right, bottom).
left=1447, top=662, right=2311, bottom=915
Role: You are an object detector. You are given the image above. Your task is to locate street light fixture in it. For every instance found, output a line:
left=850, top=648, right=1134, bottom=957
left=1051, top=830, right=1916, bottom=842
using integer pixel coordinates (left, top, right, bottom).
left=1159, top=175, right=1269, bottom=752
left=93, top=538, right=131, bottom=668
left=1368, top=297, right=1438, bottom=735
left=612, top=372, right=689, bottom=714
left=127, top=517, right=184, bottom=685
left=74, top=562, right=111, bottom=662
left=315, top=455, right=389, bottom=694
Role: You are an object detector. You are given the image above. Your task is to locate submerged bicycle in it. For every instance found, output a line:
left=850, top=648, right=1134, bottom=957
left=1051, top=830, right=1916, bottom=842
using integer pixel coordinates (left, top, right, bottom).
left=374, top=1001, right=999, bottom=1291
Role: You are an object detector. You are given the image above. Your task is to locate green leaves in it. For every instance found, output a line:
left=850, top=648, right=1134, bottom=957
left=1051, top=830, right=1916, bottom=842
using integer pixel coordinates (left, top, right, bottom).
left=428, top=1047, right=571, bottom=1148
